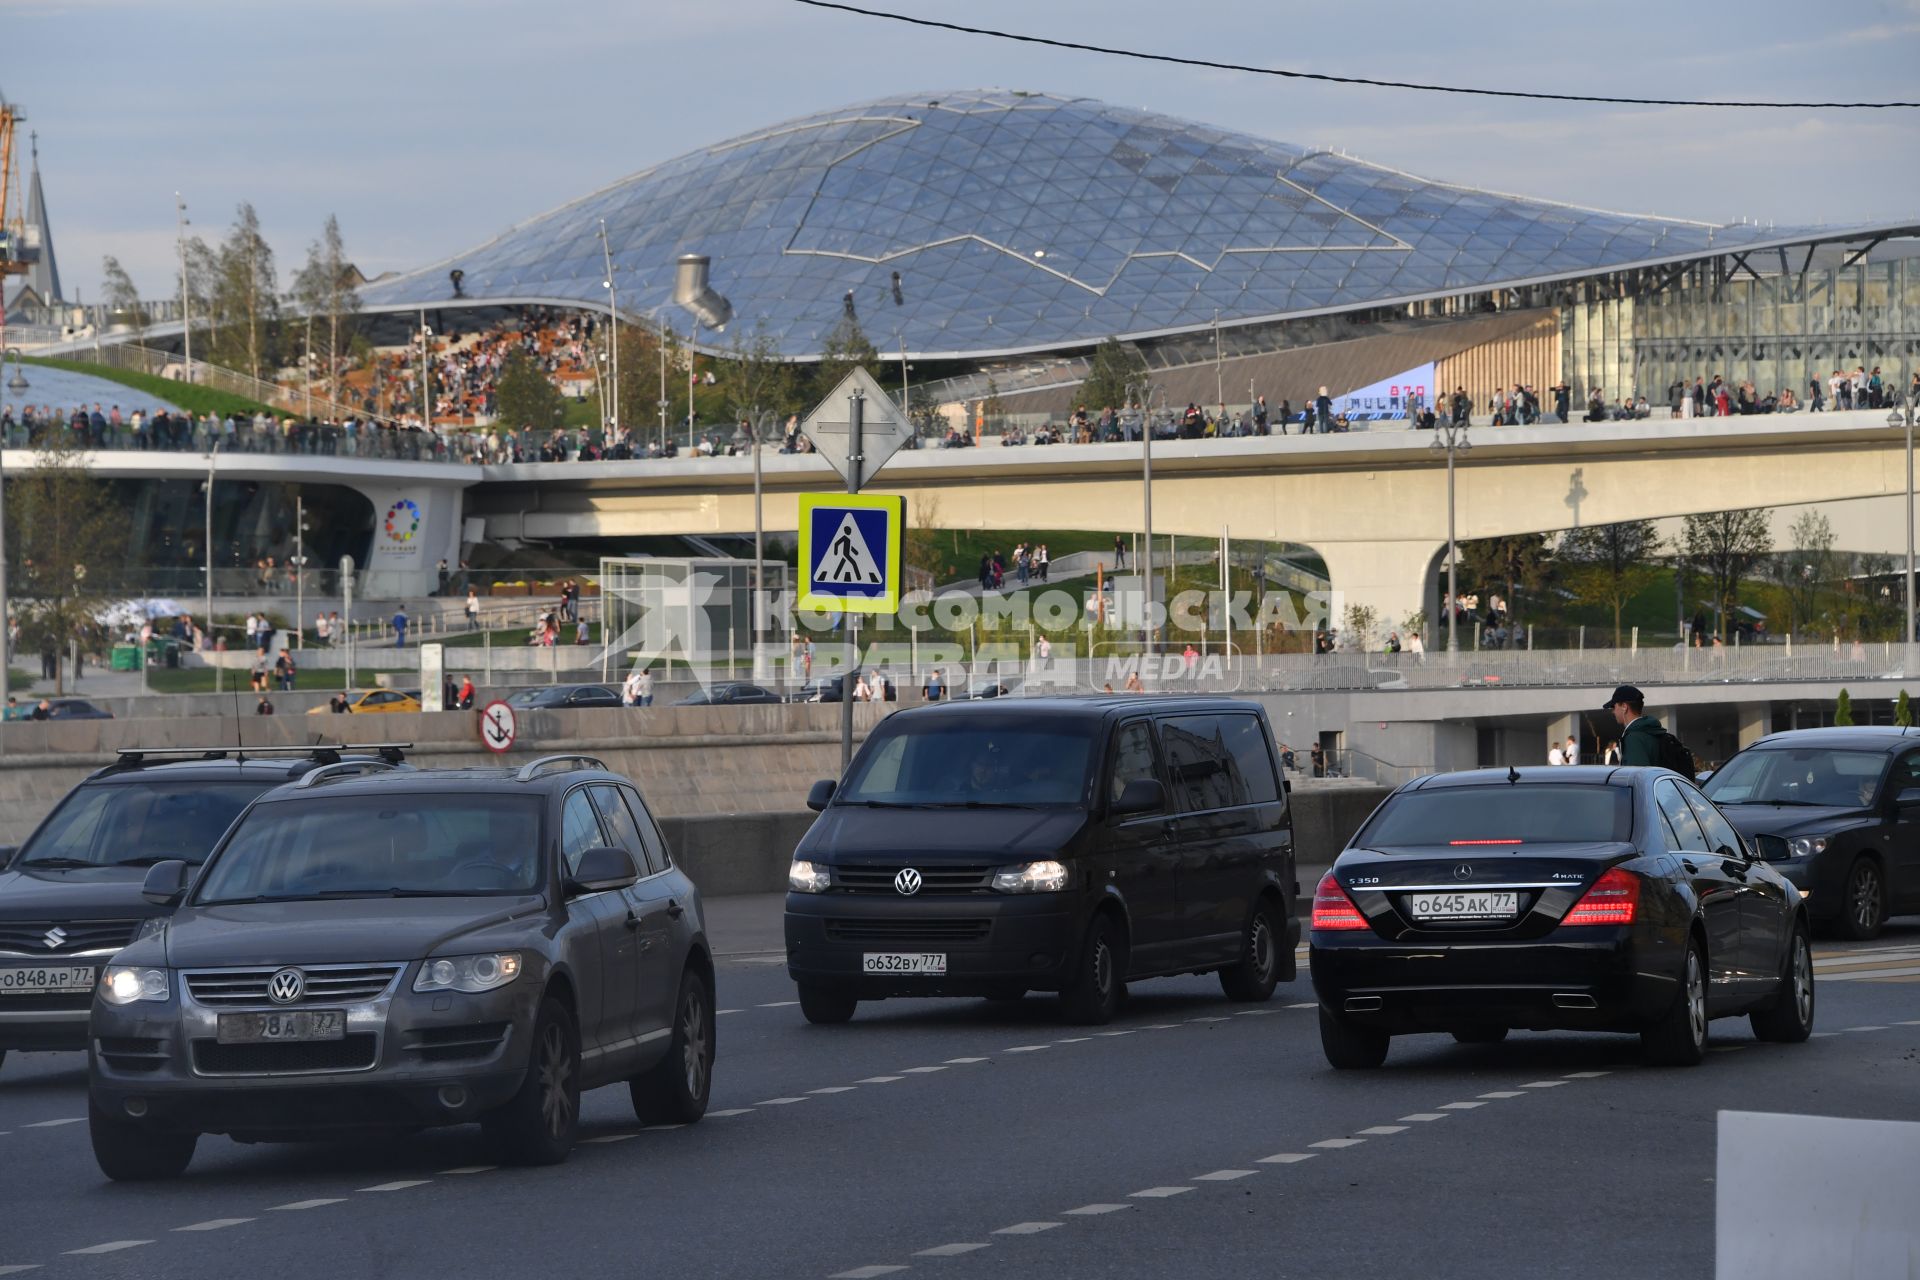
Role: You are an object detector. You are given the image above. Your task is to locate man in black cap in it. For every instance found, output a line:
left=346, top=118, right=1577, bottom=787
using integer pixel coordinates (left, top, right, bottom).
left=1603, top=685, right=1662, bottom=766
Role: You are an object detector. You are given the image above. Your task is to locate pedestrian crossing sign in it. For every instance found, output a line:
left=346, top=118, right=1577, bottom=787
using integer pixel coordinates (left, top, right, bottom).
left=798, top=492, right=906, bottom=614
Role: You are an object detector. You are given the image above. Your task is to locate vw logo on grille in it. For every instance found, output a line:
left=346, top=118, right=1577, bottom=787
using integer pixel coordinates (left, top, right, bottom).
left=267, top=967, right=306, bottom=1004
left=1453, top=864, right=1474, bottom=881
left=43, top=925, right=68, bottom=950
left=893, top=868, right=923, bottom=896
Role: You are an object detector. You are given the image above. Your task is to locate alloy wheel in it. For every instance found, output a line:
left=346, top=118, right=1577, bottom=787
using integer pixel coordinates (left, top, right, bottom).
left=1851, top=866, right=1883, bottom=932
left=682, top=985, right=710, bottom=1100
left=1684, top=950, right=1706, bottom=1048
left=537, top=1023, right=574, bottom=1139
left=1791, top=936, right=1813, bottom=1025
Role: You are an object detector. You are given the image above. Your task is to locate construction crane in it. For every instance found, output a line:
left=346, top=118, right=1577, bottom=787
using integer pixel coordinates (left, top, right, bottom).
left=0, top=86, right=30, bottom=282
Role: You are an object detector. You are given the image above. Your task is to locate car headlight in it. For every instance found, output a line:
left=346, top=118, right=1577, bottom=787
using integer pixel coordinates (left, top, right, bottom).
left=101, top=966, right=170, bottom=1005
left=1787, top=836, right=1829, bottom=859
left=413, top=953, right=522, bottom=994
left=132, top=916, right=168, bottom=943
left=991, top=860, right=1070, bottom=893
left=789, top=859, right=831, bottom=893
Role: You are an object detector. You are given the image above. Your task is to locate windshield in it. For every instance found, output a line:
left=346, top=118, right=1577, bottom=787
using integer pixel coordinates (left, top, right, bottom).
left=1704, top=748, right=1885, bottom=807
left=195, top=794, right=544, bottom=903
left=838, top=720, right=1095, bottom=807
left=19, top=781, right=266, bottom=868
left=1359, top=784, right=1634, bottom=847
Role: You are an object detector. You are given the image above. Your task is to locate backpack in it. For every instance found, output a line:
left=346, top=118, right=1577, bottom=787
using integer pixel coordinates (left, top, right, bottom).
left=1654, top=729, right=1697, bottom=778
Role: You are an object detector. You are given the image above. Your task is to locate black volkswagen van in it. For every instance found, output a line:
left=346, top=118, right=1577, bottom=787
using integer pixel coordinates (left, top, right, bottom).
left=784, top=697, right=1297, bottom=1025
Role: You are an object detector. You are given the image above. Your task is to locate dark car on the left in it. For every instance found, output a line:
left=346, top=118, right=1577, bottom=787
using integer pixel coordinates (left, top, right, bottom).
left=0, top=745, right=403, bottom=1073
left=506, top=684, right=622, bottom=710
left=676, top=682, right=783, bottom=706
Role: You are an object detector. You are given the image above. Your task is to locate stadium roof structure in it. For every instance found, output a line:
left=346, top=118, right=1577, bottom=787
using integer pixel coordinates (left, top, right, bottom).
left=359, top=89, right=1912, bottom=361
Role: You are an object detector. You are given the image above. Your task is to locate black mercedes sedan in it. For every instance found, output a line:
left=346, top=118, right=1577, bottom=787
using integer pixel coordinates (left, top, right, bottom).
left=1310, top=766, right=1812, bottom=1070
left=1701, top=727, right=1920, bottom=940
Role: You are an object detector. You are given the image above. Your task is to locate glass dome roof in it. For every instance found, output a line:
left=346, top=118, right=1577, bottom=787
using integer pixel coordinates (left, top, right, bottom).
left=360, top=89, right=1838, bottom=360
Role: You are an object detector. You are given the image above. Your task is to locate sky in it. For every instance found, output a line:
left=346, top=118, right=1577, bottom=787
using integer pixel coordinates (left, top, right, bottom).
left=10, top=0, right=1920, bottom=304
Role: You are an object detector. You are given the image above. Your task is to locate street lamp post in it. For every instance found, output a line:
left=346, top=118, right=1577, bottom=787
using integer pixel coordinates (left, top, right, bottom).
left=1428, top=420, right=1471, bottom=654
left=418, top=310, right=432, bottom=434
left=598, top=220, right=620, bottom=438
left=1213, top=309, right=1224, bottom=419
left=175, top=194, right=193, bottom=383
left=1891, top=396, right=1916, bottom=649
left=204, top=440, right=218, bottom=688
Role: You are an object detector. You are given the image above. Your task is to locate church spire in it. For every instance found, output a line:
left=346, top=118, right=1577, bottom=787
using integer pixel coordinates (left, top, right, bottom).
left=23, top=129, right=61, bottom=303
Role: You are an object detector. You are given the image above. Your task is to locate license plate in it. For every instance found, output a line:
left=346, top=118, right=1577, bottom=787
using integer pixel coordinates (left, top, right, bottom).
left=861, top=952, right=948, bottom=976
left=217, top=1009, right=346, bottom=1044
left=1408, top=891, right=1520, bottom=921
left=0, top=965, right=95, bottom=994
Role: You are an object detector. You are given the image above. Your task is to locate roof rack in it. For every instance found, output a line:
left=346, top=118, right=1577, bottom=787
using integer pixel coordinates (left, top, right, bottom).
left=513, top=754, right=609, bottom=783
left=107, top=743, right=413, bottom=772
left=294, top=759, right=415, bottom=789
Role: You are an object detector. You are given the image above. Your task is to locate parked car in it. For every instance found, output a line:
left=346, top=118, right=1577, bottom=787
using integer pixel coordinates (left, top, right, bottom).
left=1702, top=727, right=1920, bottom=939
left=785, top=696, right=1297, bottom=1025
left=0, top=745, right=406, bottom=1072
left=505, top=684, right=622, bottom=709
left=88, top=754, right=712, bottom=1179
left=676, top=682, right=784, bottom=706
left=41, top=698, right=114, bottom=720
left=1310, top=765, right=1812, bottom=1069
left=305, top=689, right=422, bottom=715
left=956, top=676, right=1024, bottom=700
left=795, top=674, right=894, bottom=703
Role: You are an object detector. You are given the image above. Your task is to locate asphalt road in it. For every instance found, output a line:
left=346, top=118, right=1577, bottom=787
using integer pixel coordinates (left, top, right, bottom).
left=1, top=911, right=1916, bottom=1280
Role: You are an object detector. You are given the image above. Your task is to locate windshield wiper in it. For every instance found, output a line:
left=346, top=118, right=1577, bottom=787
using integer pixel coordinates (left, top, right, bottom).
left=921, top=800, right=1050, bottom=810
left=17, top=857, right=97, bottom=869
left=115, top=855, right=186, bottom=867
left=201, top=888, right=463, bottom=905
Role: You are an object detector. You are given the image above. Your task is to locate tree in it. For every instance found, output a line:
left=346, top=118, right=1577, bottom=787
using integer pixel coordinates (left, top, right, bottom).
left=179, top=234, right=219, bottom=370
left=1681, top=509, right=1772, bottom=641
left=1080, top=337, right=1149, bottom=413
left=1896, top=689, right=1913, bottom=728
left=99, top=255, right=148, bottom=365
left=208, top=202, right=280, bottom=382
left=1342, top=602, right=1380, bottom=651
left=1562, top=519, right=1662, bottom=647
left=717, top=324, right=797, bottom=446
left=1770, top=510, right=1836, bottom=639
left=811, top=312, right=878, bottom=404
left=290, top=215, right=362, bottom=405
left=904, top=495, right=946, bottom=587
left=1460, top=533, right=1555, bottom=629
left=3, top=437, right=128, bottom=695
left=1835, top=688, right=1854, bottom=726
left=494, top=349, right=565, bottom=429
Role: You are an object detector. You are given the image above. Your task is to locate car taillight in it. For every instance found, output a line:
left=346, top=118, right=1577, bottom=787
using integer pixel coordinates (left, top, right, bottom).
left=1562, top=866, right=1640, bottom=926
left=1311, top=872, right=1369, bottom=931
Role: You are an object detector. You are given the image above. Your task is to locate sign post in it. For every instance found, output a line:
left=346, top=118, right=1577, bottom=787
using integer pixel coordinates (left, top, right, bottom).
left=420, top=642, right=444, bottom=713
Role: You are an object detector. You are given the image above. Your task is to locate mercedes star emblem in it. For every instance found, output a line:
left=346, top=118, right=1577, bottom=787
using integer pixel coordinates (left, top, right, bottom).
left=43, top=925, right=68, bottom=950
left=893, top=868, right=923, bottom=896
left=1453, top=864, right=1474, bottom=881
left=267, top=967, right=306, bottom=1005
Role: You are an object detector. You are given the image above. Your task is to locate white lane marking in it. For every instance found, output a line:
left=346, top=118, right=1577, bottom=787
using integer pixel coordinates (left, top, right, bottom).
left=1193, top=1169, right=1258, bottom=1181
left=1187, top=1017, right=1230, bottom=1024
left=1811, top=1031, right=1842, bottom=1038
left=1064, top=1204, right=1132, bottom=1215
left=856, top=1076, right=904, bottom=1084
left=993, top=1222, right=1062, bottom=1235
left=63, top=1242, right=152, bottom=1255
left=1400, top=1114, right=1449, bottom=1122
left=437, top=1165, right=496, bottom=1175
left=1140, top=1023, right=1181, bottom=1030
left=1130, top=1186, right=1195, bottom=1198
left=829, top=1268, right=907, bottom=1279
left=1440, top=1101, right=1487, bottom=1110
left=757, top=1097, right=809, bottom=1105
left=708, top=1108, right=755, bottom=1117
left=1357, top=1125, right=1408, bottom=1136
left=945, top=1057, right=990, bottom=1064
left=0, top=1266, right=40, bottom=1275
left=643, top=1124, right=686, bottom=1132
left=1055, top=1036, right=1092, bottom=1043
left=174, top=1219, right=254, bottom=1232
left=1845, top=1025, right=1889, bottom=1032
left=269, top=1199, right=346, bottom=1212
left=1310, top=1138, right=1365, bottom=1149
left=584, top=1133, right=640, bottom=1144
left=358, top=1180, right=430, bottom=1191
left=1563, top=1071, right=1612, bottom=1079
left=717, top=1009, right=743, bottom=1015
left=1092, top=1030, right=1136, bottom=1037
left=810, top=1087, right=858, bottom=1095
left=1287, top=1002, right=1317, bottom=1009
left=916, top=1243, right=991, bottom=1256
left=758, top=1001, right=800, bottom=1008
left=1003, top=1045, right=1049, bottom=1053
left=1479, top=1091, right=1526, bottom=1099
left=1709, top=1045, right=1748, bottom=1053
left=1898, top=1020, right=1920, bottom=1026
left=1817, top=966, right=1920, bottom=981
left=1520, top=1080, right=1569, bottom=1088
left=900, top=1066, right=948, bottom=1074
left=1234, top=1008, right=1280, bottom=1016
left=1257, top=1153, right=1317, bottom=1164
left=23, top=1118, right=82, bottom=1129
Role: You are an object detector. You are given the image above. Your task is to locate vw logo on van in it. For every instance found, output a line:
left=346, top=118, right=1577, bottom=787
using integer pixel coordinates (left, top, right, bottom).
left=893, top=868, right=923, bottom=896
left=267, top=968, right=306, bottom=1004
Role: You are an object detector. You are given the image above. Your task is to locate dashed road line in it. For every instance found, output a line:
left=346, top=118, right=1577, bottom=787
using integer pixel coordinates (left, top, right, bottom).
left=1845, top=1025, right=1888, bottom=1032
left=757, top=1001, right=800, bottom=1008
left=1400, top=1113, right=1449, bottom=1122
left=829, top=1267, right=907, bottom=1279
left=63, top=1242, right=151, bottom=1255
left=358, top=1179, right=430, bottom=1191
left=0, top=1266, right=40, bottom=1275
left=993, top=1222, right=1062, bottom=1235
left=1520, top=1080, right=1569, bottom=1088
left=757, top=1096, right=809, bottom=1105
left=900, top=1066, right=948, bottom=1074
left=1130, top=1186, right=1195, bottom=1198
left=856, top=1076, right=904, bottom=1084
left=1056, top=1036, right=1092, bottom=1043
left=945, top=1057, right=990, bottom=1064
left=174, top=1219, right=254, bottom=1232
left=916, top=1243, right=991, bottom=1256
left=269, top=1199, right=345, bottom=1212
left=1310, top=1137, right=1365, bottom=1149
left=810, top=1086, right=858, bottom=1094
left=1064, top=1204, right=1132, bottom=1215
left=1478, top=1091, right=1526, bottom=1099
left=1440, top=1101, right=1487, bottom=1110
left=1193, top=1169, right=1258, bottom=1181
left=21, top=1118, right=81, bottom=1129
left=1563, top=1070, right=1612, bottom=1078
left=708, top=1108, right=755, bottom=1117
left=584, top=1133, right=641, bottom=1144
left=1356, top=1125, right=1407, bottom=1135
left=1003, top=1045, right=1049, bottom=1053
left=437, top=1165, right=496, bottom=1175
left=1257, top=1153, right=1316, bottom=1164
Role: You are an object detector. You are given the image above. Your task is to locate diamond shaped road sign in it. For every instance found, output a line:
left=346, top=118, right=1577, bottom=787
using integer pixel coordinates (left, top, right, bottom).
left=798, top=365, right=915, bottom=489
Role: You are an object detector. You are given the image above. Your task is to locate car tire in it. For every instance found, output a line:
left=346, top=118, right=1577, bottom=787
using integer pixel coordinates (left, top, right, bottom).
left=1450, top=1026, right=1509, bottom=1045
left=1059, top=914, right=1122, bottom=1026
left=1218, top=899, right=1284, bottom=1002
left=631, top=967, right=716, bottom=1125
left=1751, top=924, right=1815, bottom=1044
left=1642, top=940, right=1709, bottom=1067
left=1838, top=857, right=1887, bottom=941
left=484, top=996, right=580, bottom=1165
left=89, top=1099, right=196, bottom=1181
left=797, top=983, right=858, bottom=1025
left=1318, top=1006, right=1390, bottom=1069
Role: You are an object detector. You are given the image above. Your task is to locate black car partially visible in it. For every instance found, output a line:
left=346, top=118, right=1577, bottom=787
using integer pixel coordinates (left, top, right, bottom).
left=506, top=684, right=622, bottom=709
left=677, top=682, right=783, bottom=706
left=1310, top=766, right=1812, bottom=1070
left=1703, top=727, right=1920, bottom=939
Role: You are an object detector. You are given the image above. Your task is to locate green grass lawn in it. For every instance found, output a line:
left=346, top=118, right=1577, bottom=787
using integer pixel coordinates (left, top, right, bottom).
left=22, top=356, right=279, bottom=420
left=146, top=667, right=412, bottom=695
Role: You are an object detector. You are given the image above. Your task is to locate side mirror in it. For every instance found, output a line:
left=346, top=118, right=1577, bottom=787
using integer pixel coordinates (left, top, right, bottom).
left=806, top=779, right=837, bottom=812
left=567, top=846, right=640, bottom=894
left=0, top=845, right=16, bottom=872
left=1111, top=778, right=1165, bottom=817
left=141, top=859, right=192, bottom=907
left=1895, top=786, right=1920, bottom=807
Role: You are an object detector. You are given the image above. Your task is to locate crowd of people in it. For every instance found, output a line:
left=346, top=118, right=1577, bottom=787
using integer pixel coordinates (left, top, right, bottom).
left=975, top=542, right=1053, bottom=592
